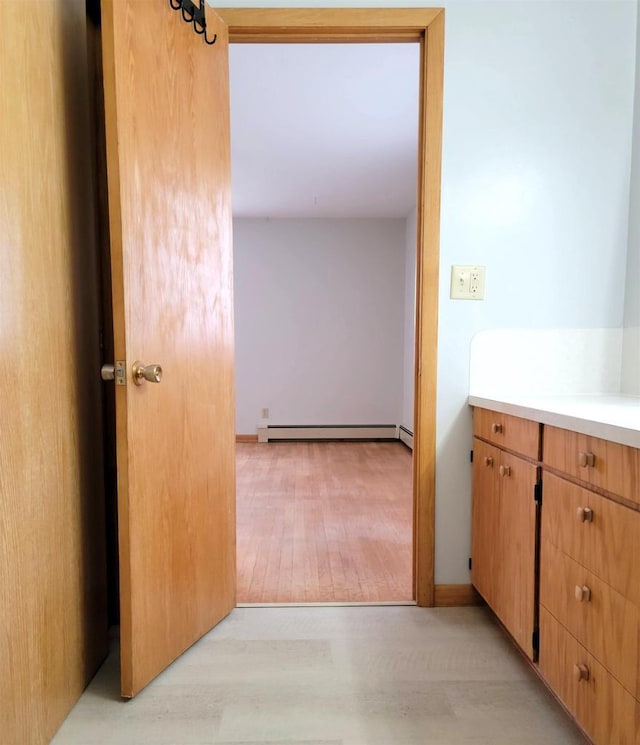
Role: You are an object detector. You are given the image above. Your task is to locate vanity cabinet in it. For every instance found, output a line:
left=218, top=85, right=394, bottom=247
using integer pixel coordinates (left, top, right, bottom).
left=540, top=426, right=640, bottom=745
left=471, top=409, right=539, bottom=659
left=471, top=409, right=640, bottom=744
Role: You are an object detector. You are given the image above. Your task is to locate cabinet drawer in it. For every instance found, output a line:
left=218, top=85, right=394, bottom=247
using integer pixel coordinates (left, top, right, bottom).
left=539, top=607, right=640, bottom=745
left=540, top=540, right=640, bottom=698
left=473, top=408, right=540, bottom=459
left=544, top=425, right=640, bottom=505
left=541, top=473, right=640, bottom=606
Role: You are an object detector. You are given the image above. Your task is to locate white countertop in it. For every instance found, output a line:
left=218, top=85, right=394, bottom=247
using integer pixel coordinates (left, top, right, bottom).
left=468, top=394, right=640, bottom=448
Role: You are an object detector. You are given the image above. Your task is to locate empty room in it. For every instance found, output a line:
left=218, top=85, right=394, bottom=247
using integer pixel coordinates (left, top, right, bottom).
left=230, top=42, right=420, bottom=605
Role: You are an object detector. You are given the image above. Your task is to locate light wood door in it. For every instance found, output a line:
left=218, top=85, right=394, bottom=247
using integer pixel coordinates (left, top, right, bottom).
left=0, top=1, right=107, bottom=741
left=497, top=452, right=537, bottom=658
left=471, top=439, right=500, bottom=605
left=101, top=0, right=236, bottom=697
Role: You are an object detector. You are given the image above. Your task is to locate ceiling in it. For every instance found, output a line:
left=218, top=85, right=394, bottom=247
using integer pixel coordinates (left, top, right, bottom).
left=228, top=43, right=420, bottom=219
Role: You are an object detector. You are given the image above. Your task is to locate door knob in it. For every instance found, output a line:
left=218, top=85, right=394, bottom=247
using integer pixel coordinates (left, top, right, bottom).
left=132, top=361, right=163, bottom=385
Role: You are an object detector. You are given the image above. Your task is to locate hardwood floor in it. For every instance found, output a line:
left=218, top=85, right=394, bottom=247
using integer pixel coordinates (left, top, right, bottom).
left=236, top=441, right=413, bottom=603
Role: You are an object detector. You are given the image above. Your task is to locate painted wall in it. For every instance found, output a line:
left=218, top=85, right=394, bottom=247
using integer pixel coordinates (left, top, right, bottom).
left=402, top=207, right=417, bottom=431
left=233, top=218, right=406, bottom=433
left=622, top=5, right=640, bottom=395
left=218, top=0, right=638, bottom=584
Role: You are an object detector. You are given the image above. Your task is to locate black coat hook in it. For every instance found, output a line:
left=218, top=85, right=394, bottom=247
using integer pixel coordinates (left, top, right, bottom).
left=168, top=0, right=217, bottom=45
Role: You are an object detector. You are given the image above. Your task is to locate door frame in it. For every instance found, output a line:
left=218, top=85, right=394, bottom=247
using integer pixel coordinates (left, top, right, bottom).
left=218, top=8, right=444, bottom=607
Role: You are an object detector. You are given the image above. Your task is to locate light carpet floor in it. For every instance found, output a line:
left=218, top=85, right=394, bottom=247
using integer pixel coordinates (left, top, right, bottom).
left=51, top=606, right=585, bottom=745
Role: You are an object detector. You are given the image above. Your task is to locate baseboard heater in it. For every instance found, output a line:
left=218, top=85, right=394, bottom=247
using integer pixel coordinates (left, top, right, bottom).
left=399, top=425, right=413, bottom=450
left=258, top=424, right=399, bottom=443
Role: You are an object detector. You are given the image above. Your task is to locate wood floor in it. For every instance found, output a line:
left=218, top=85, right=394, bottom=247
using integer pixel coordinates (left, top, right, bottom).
left=236, top=441, right=413, bottom=603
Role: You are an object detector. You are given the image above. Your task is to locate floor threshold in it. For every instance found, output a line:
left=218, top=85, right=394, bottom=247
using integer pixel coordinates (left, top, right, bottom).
left=236, top=600, right=418, bottom=608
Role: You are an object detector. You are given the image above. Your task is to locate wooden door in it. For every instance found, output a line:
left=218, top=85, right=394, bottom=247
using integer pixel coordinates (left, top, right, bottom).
left=498, top=453, right=537, bottom=659
left=101, top=0, right=236, bottom=697
left=471, top=439, right=500, bottom=606
left=0, top=1, right=107, bottom=741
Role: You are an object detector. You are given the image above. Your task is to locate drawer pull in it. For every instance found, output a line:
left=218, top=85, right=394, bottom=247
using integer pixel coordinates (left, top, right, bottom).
left=577, top=451, right=596, bottom=468
left=573, top=663, right=590, bottom=682
left=576, top=506, right=594, bottom=523
left=499, top=465, right=511, bottom=477
left=491, top=423, right=503, bottom=434
left=484, top=456, right=494, bottom=467
left=574, top=585, right=592, bottom=603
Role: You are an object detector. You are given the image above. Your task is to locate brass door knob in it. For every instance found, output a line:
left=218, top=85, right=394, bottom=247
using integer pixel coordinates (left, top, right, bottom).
left=499, top=465, right=511, bottom=477
left=576, top=506, right=594, bottom=523
left=574, top=585, right=591, bottom=603
left=573, top=663, right=590, bottom=682
left=491, top=423, right=503, bottom=434
left=132, top=361, right=163, bottom=386
left=484, top=456, right=494, bottom=467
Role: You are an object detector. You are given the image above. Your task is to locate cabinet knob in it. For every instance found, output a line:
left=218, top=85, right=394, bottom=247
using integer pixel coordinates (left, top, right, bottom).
left=576, top=506, right=594, bottom=523
left=484, top=456, right=494, bottom=467
left=577, top=452, right=596, bottom=468
left=573, top=663, right=590, bottom=682
left=574, top=585, right=592, bottom=603
left=499, top=465, right=511, bottom=477
left=491, top=423, right=503, bottom=434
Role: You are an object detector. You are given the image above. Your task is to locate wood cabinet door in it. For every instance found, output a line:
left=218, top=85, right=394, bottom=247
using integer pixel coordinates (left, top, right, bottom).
left=101, top=0, right=236, bottom=697
left=471, top=439, right=500, bottom=607
left=497, top=452, right=537, bottom=658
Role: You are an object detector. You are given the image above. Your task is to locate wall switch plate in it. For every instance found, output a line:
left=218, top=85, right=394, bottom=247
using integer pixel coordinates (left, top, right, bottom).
left=261, top=408, right=269, bottom=419
left=450, top=265, right=486, bottom=300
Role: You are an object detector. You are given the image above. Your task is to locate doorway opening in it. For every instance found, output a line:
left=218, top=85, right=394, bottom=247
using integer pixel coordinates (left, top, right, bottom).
left=230, top=41, right=420, bottom=604
left=221, top=8, right=444, bottom=608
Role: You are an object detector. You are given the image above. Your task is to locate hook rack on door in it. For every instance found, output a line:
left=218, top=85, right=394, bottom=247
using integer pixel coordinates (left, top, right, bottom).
left=169, top=0, right=217, bottom=45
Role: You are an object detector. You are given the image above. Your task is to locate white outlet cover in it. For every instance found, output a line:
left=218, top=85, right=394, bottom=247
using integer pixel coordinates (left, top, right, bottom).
left=450, top=265, right=486, bottom=300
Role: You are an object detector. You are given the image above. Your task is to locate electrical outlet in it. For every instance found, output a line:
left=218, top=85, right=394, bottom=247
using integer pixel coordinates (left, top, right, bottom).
left=450, top=265, right=486, bottom=300
left=261, top=408, right=269, bottom=419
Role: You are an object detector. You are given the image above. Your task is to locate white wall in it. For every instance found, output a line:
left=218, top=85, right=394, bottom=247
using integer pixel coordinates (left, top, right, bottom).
left=233, top=218, right=406, bottom=433
left=218, top=0, right=638, bottom=584
left=622, top=4, right=640, bottom=395
left=402, top=208, right=417, bottom=431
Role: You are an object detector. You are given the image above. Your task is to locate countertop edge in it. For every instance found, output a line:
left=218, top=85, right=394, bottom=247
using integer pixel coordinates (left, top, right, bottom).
left=468, top=395, right=640, bottom=449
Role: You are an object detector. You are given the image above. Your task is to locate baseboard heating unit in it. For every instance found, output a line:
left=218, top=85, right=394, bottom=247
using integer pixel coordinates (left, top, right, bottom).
left=398, top=426, right=413, bottom=450
left=258, top=424, right=399, bottom=443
